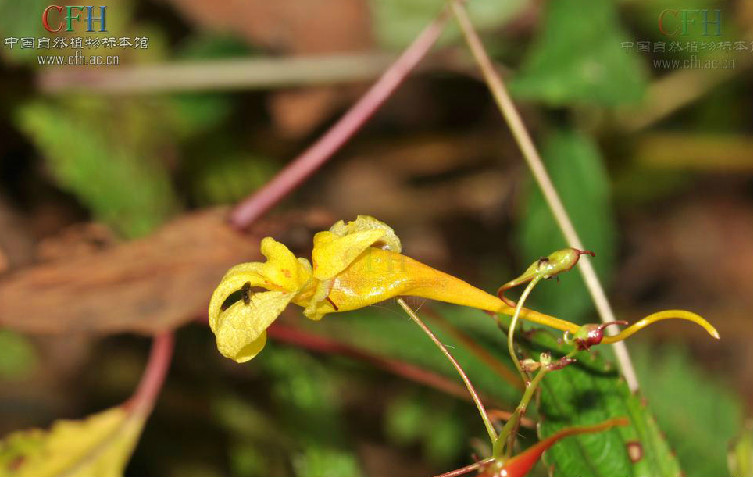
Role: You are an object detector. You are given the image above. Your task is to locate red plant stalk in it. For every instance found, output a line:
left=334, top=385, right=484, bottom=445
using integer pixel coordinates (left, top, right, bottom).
left=267, top=322, right=503, bottom=408
left=229, top=6, right=455, bottom=228
left=124, top=332, right=174, bottom=416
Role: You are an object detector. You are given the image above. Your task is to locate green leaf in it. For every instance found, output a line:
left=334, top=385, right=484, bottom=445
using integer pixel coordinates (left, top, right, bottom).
left=501, top=317, right=683, bottom=477
left=633, top=344, right=744, bottom=477
left=518, top=128, right=616, bottom=323
left=17, top=98, right=178, bottom=238
left=509, top=0, right=647, bottom=106
left=370, top=0, right=526, bottom=50
left=0, top=406, right=145, bottom=477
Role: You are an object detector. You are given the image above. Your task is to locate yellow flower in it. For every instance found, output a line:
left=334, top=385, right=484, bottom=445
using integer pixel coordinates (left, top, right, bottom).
left=208, top=216, right=718, bottom=363
left=208, top=237, right=312, bottom=362
left=209, top=215, right=517, bottom=362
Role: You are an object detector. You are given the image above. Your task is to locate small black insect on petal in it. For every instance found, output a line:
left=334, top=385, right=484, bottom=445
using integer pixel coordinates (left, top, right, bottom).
left=220, top=282, right=255, bottom=311
left=240, top=282, right=252, bottom=305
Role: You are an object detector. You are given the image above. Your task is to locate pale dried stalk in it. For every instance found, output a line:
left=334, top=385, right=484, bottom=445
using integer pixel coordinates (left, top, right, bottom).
left=451, top=0, right=639, bottom=391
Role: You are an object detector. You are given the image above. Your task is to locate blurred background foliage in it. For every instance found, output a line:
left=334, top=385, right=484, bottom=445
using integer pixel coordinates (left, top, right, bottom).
left=0, top=0, right=751, bottom=475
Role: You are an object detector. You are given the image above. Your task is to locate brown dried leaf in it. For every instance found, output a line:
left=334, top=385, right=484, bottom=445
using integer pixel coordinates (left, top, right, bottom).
left=0, top=208, right=259, bottom=335
left=37, top=223, right=119, bottom=263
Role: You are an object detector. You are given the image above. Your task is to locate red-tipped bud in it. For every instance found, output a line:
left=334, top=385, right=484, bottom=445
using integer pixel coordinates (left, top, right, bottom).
left=569, top=321, right=628, bottom=351
left=498, top=248, right=596, bottom=299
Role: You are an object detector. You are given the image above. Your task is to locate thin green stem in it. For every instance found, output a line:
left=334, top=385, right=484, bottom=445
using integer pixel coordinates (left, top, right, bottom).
left=493, top=366, right=548, bottom=459
left=397, top=298, right=497, bottom=444
left=496, top=348, right=579, bottom=459
left=423, top=306, right=524, bottom=391
left=507, top=276, right=542, bottom=384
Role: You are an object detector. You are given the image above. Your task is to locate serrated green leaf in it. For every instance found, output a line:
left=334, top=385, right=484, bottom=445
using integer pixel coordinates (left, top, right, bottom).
left=633, top=344, right=743, bottom=477
left=518, top=128, right=616, bottom=324
left=0, top=406, right=144, bottom=477
left=370, top=0, right=526, bottom=50
left=17, top=98, right=178, bottom=238
left=500, top=316, right=683, bottom=477
left=509, top=0, right=647, bottom=106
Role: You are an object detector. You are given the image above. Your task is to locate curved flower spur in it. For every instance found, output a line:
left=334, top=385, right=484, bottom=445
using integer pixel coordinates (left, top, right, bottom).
left=208, top=216, right=719, bottom=363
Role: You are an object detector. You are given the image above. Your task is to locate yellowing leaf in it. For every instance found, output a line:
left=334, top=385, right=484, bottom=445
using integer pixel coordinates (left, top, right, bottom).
left=0, top=406, right=144, bottom=477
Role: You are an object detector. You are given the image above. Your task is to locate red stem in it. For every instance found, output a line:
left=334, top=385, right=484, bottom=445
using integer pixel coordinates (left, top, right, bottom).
left=124, top=332, right=174, bottom=416
left=229, top=7, right=453, bottom=229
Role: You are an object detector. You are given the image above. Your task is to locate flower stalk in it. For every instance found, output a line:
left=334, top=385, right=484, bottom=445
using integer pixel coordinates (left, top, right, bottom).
left=397, top=298, right=498, bottom=444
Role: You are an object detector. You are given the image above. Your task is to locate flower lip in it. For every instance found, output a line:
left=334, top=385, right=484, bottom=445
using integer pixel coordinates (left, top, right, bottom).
left=208, top=237, right=313, bottom=362
left=213, top=290, right=294, bottom=362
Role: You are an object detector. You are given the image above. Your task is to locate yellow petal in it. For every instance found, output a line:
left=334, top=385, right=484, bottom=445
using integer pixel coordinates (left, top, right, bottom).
left=222, top=261, right=266, bottom=279
left=320, top=248, right=581, bottom=334
left=258, top=237, right=311, bottom=293
left=602, top=309, right=720, bottom=344
left=325, top=248, right=505, bottom=314
left=329, top=215, right=402, bottom=252
left=302, top=279, right=336, bottom=321
left=311, top=229, right=387, bottom=280
left=208, top=272, right=263, bottom=332
left=212, top=290, right=293, bottom=362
